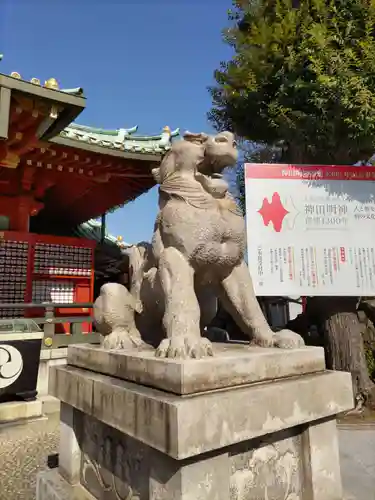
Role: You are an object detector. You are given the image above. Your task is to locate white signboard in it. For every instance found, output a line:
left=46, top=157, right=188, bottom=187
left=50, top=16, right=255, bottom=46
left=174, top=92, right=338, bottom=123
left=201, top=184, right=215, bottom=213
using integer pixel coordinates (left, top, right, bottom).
left=245, top=163, right=375, bottom=296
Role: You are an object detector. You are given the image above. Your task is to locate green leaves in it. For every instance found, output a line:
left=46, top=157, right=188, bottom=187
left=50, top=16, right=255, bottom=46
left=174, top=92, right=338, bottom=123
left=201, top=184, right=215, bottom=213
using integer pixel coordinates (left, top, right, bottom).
left=209, top=0, right=375, bottom=165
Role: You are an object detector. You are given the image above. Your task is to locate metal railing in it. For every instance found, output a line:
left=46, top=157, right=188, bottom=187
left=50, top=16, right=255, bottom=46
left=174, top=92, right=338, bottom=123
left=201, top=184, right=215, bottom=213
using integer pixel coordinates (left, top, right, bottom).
left=0, top=302, right=101, bottom=349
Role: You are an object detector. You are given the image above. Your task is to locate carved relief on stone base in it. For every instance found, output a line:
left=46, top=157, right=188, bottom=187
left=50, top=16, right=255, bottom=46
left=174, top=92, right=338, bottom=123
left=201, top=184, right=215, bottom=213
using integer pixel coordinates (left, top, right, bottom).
left=80, top=413, right=153, bottom=500
left=229, top=429, right=303, bottom=500
left=80, top=414, right=303, bottom=500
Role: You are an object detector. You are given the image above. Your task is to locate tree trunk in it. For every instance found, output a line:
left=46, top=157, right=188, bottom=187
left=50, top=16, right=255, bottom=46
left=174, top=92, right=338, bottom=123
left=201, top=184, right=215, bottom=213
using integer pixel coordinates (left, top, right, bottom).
left=310, top=297, right=375, bottom=407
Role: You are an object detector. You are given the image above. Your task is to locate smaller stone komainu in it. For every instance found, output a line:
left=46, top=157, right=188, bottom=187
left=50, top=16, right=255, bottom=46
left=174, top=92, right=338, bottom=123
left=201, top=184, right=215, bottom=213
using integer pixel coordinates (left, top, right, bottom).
left=94, top=131, right=304, bottom=358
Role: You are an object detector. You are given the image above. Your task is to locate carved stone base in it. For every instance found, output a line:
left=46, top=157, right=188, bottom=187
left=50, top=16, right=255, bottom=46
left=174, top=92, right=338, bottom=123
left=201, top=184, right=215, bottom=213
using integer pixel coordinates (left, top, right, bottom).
left=37, top=469, right=96, bottom=500
left=38, top=344, right=354, bottom=500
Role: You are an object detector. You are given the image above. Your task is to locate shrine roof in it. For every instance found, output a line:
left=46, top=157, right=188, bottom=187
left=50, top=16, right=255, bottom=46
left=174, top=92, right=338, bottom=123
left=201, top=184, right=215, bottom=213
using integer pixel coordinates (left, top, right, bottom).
left=74, top=219, right=134, bottom=279
left=75, top=219, right=131, bottom=252
left=0, top=61, right=179, bottom=157
left=58, top=123, right=180, bottom=156
left=0, top=60, right=180, bottom=223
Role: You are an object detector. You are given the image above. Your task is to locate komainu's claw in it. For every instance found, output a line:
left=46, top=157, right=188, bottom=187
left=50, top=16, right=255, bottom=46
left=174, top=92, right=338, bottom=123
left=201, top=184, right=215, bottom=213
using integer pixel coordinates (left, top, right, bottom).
left=101, top=328, right=151, bottom=351
left=272, top=329, right=305, bottom=349
left=155, top=336, right=214, bottom=359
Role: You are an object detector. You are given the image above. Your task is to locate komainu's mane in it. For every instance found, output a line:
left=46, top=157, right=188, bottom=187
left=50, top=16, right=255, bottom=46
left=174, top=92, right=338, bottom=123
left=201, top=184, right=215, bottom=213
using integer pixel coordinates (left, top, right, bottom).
left=158, top=172, right=215, bottom=209
left=152, top=134, right=242, bottom=216
left=157, top=171, right=242, bottom=215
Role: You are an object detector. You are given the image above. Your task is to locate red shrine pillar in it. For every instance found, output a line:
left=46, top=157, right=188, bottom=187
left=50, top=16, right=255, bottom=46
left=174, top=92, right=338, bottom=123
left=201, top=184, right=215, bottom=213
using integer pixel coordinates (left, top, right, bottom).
left=17, top=195, right=32, bottom=232
left=0, top=194, right=43, bottom=232
left=17, top=195, right=43, bottom=232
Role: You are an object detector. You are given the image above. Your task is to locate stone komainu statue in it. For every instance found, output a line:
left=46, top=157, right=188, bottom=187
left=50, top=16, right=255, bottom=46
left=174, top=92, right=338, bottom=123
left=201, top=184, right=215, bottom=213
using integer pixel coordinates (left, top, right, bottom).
left=94, top=131, right=304, bottom=358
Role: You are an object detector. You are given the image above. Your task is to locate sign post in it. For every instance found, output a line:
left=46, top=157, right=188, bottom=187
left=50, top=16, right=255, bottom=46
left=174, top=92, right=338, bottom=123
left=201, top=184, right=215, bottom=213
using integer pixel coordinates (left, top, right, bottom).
left=245, top=163, right=375, bottom=297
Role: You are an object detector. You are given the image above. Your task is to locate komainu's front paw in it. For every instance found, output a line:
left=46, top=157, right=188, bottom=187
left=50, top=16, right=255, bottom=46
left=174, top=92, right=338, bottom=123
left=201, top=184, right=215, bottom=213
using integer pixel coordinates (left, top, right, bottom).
left=272, top=329, right=305, bottom=349
left=155, top=336, right=214, bottom=359
left=251, top=334, right=274, bottom=348
left=101, top=328, right=151, bottom=351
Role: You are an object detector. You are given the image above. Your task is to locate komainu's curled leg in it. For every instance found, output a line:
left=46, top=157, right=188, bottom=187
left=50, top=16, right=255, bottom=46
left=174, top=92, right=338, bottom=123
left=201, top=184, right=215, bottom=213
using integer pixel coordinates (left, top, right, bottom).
left=94, top=283, right=149, bottom=350
left=218, top=261, right=304, bottom=349
left=156, top=247, right=213, bottom=358
left=128, top=241, right=155, bottom=313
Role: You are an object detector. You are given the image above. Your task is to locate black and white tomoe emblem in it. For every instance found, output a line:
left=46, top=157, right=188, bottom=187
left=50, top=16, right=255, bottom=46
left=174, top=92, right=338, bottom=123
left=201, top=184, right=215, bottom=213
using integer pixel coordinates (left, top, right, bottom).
left=0, top=345, right=23, bottom=389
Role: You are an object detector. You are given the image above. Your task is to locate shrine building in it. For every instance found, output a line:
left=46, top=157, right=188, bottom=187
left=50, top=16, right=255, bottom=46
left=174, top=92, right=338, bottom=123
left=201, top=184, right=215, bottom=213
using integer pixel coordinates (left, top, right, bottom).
left=0, top=67, right=178, bottom=327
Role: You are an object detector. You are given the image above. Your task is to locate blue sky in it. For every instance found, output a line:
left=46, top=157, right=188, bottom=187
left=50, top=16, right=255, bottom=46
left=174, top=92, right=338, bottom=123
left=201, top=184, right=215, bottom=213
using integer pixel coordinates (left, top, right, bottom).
left=0, top=0, right=233, bottom=243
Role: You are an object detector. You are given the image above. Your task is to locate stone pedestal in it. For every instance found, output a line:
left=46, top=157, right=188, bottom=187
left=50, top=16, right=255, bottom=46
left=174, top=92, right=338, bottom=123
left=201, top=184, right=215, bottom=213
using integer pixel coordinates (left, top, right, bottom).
left=0, top=399, right=43, bottom=423
left=38, top=348, right=68, bottom=397
left=37, top=343, right=354, bottom=500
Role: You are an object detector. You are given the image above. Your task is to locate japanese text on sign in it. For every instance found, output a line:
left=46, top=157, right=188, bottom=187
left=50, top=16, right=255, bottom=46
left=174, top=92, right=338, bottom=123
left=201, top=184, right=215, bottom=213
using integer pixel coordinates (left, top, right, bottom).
left=245, top=164, right=375, bottom=296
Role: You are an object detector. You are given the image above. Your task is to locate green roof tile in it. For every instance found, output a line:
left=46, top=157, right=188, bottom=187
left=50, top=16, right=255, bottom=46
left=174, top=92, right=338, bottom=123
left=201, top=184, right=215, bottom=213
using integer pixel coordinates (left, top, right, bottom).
left=59, top=123, right=180, bottom=154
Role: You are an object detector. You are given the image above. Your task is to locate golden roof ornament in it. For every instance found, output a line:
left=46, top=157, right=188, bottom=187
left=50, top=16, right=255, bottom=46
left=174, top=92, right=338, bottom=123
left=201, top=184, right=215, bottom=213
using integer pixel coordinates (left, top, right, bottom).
left=163, top=126, right=171, bottom=135
left=10, top=71, right=21, bottom=79
left=44, top=78, right=59, bottom=90
left=30, top=77, right=41, bottom=85
left=117, top=235, right=123, bottom=242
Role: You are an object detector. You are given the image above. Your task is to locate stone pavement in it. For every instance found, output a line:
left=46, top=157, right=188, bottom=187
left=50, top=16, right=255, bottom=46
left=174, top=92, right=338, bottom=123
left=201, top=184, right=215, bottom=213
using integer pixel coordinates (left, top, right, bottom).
left=339, top=426, right=375, bottom=500
left=0, top=414, right=373, bottom=500
left=0, top=414, right=59, bottom=500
